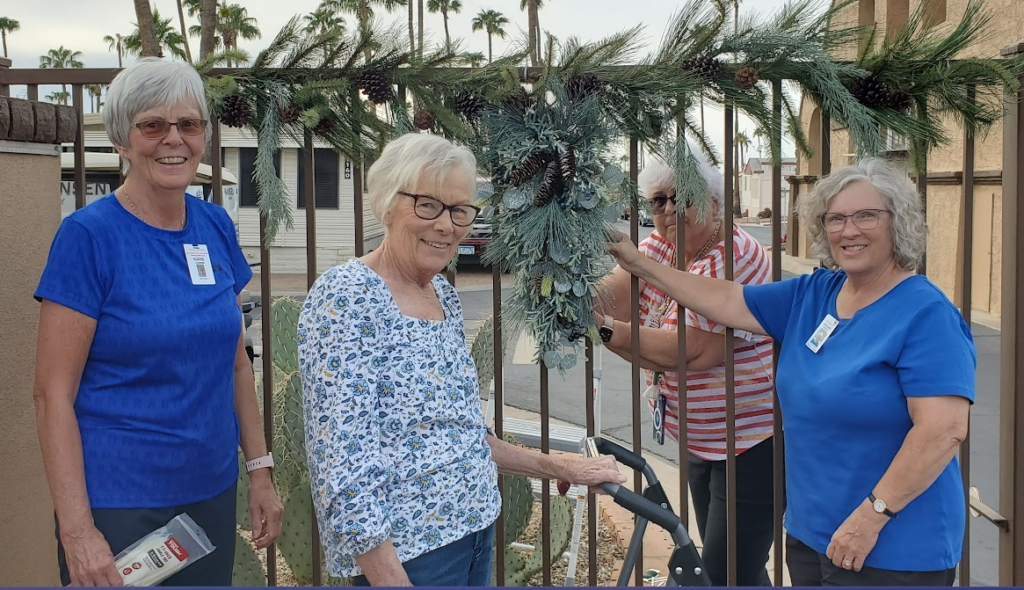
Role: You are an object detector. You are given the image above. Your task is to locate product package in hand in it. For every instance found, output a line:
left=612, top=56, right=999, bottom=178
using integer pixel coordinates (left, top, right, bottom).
left=113, top=513, right=215, bottom=586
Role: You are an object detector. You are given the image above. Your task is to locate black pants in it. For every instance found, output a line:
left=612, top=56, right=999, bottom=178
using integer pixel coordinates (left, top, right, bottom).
left=688, top=437, right=779, bottom=586
left=57, top=482, right=237, bottom=587
left=785, top=535, right=956, bottom=586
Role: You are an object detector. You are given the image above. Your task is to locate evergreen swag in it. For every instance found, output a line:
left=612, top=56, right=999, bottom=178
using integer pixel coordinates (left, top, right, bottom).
left=193, top=0, right=1020, bottom=363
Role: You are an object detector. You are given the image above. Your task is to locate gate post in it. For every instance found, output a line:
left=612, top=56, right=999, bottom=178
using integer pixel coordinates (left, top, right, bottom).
left=999, top=38, right=1024, bottom=587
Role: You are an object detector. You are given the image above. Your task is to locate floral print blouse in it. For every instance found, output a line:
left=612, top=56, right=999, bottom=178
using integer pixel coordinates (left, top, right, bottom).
left=298, top=259, right=501, bottom=578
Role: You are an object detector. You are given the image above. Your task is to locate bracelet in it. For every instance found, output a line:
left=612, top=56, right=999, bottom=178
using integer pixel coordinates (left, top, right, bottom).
left=245, top=453, right=274, bottom=473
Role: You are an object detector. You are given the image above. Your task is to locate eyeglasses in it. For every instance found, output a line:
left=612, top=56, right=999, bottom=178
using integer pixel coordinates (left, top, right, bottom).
left=819, top=209, right=891, bottom=233
left=647, top=193, right=695, bottom=214
left=131, top=118, right=208, bottom=139
left=397, top=191, right=481, bottom=227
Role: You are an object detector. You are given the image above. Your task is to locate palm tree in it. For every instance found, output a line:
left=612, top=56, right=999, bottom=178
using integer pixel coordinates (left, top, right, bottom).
left=408, top=0, right=415, bottom=54
left=176, top=0, right=193, bottom=62
left=305, top=3, right=346, bottom=35
left=125, top=9, right=188, bottom=60
left=334, top=0, right=407, bottom=30
left=86, top=84, right=103, bottom=113
left=45, top=91, right=70, bottom=105
left=103, top=33, right=125, bottom=68
left=460, top=51, right=485, bottom=68
left=519, top=0, right=546, bottom=66
left=216, top=4, right=260, bottom=57
left=132, top=0, right=160, bottom=56
left=0, top=17, right=19, bottom=58
left=471, top=9, right=508, bottom=63
left=183, top=0, right=219, bottom=59
left=427, top=0, right=462, bottom=49
left=39, top=46, right=84, bottom=105
left=735, top=130, right=750, bottom=213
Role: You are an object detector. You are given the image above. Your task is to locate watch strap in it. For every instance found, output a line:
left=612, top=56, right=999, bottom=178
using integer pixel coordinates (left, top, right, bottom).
left=245, top=453, right=274, bottom=473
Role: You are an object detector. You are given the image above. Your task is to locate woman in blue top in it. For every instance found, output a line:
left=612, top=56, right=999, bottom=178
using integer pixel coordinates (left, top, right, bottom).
left=608, top=158, right=974, bottom=586
left=33, top=58, right=282, bottom=586
left=298, top=133, right=626, bottom=587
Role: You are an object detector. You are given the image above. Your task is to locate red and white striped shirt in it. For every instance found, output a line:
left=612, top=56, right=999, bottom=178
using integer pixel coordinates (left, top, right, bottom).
left=638, top=227, right=775, bottom=460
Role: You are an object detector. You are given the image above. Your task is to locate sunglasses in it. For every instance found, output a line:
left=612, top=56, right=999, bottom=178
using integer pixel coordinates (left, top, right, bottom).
left=648, top=193, right=695, bottom=214
left=131, top=118, right=208, bottom=139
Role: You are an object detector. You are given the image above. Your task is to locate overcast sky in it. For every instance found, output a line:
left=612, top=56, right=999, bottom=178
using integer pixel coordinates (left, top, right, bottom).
left=2, top=0, right=800, bottom=158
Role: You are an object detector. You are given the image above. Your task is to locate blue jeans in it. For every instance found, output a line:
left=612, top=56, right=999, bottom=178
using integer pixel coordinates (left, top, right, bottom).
left=353, top=522, right=495, bottom=587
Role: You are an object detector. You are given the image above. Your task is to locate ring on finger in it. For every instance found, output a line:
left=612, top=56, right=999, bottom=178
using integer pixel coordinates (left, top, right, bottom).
left=842, top=559, right=853, bottom=568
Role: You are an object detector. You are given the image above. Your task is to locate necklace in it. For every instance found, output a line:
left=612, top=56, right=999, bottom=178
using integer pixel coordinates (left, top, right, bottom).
left=123, top=188, right=186, bottom=230
left=649, top=222, right=723, bottom=328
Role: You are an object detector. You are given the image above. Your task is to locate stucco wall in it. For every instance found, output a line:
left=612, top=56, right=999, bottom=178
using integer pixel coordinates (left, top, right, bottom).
left=0, top=148, right=61, bottom=585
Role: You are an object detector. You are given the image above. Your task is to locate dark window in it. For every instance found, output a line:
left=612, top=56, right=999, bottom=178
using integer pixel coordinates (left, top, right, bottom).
left=239, top=147, right=281, bottom=207
left=297, top=148, right=340, bottom=209
left=362, top=155, right=376, bottom=193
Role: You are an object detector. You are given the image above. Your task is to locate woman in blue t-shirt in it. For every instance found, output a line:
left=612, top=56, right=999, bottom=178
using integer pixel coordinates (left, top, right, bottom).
left=33, top=58, right=282, bottom=586
left=608, top=158, right=975, bottom=586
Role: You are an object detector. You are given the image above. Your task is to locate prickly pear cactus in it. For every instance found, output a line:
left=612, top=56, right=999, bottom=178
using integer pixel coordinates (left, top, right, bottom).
left=470, top=313, right=510, bottom=397
left=232, top=534, right=268, bottom=587
left=501, top=471, right=533, bottom=544
left=506, top=495, right=574, bottom=586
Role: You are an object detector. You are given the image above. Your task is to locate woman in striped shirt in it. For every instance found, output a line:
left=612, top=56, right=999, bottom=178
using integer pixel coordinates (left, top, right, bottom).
left=595, top=153, right=777, bottom=586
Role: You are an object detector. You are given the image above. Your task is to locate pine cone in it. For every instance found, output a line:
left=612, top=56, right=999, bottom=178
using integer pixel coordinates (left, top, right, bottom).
left=220, top=94, right=252, bottom=128
left=565, top=74, right=604, bottom=101
left=849, top=75, right=888, bottom=109
left=734, top=66, right=760, bottom=90
left=534, top=160, right=564, bottom=206
left=682, top=53, right=723, bottom=83
left=885, top=87, right=913, bottom=111
left=453, top=91, right=486, bottom=120
left=313, top=117, right=334, bottom=137
left=355, top=68, right=393, bottom=105
left=501, top=87, right=534, bottom=114
left=558, top=147, right=577, bottom=183
left=278, top=103, right=301, bottom=125
left=413, top=109, right=436, bottom=131
left=647, top=111, right=664, bottom=136
left=510, top=151, right=553, bottom=186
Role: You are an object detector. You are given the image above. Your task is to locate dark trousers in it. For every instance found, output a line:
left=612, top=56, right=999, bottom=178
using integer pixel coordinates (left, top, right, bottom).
left=57, top=482, right=237, bottom=587
left=352, top=523, right=495, bottom=587
left=688, top=437, right=778, bottom=586
left=785, top=535, right=956, bottom=586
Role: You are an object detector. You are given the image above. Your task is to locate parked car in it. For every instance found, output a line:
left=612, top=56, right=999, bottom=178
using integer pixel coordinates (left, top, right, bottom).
left=458, top=206, right=493, bottom=267
left=637, top=208, right=654, bottom=227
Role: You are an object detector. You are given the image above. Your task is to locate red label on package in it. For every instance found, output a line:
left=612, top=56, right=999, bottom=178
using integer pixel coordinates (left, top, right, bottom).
left=166, top=538, right=190, bottom=561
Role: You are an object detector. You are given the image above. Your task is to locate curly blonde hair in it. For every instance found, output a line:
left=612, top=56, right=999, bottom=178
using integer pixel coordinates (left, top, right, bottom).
left=797, top=158, right=926, bottom=271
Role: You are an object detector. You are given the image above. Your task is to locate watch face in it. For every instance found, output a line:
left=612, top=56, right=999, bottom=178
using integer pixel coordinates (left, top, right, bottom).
left=873, top=499, right=886, bottom=513
left=599, top=326, right=613, bottom=343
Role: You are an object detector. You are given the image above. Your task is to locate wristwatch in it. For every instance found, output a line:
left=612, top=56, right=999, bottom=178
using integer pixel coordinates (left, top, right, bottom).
left=868, top=493, right=897, bottom=518
left=245, top=453, right=274, bottom=473
left=598, top=315, right=614, bottom=343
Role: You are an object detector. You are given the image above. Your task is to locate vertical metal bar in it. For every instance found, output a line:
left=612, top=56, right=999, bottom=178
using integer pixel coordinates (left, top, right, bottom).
left=723, top=103, right=738, bottom=587
left=259, top=213, right=277, bottom=587
left=540, top=364, right=551, bottom=587
left=300, top=129, right=322, bottom=587
left=999, top=40, right=1024, bottom=587
left=958, top=86, right=975, bottom=587
left=788, top=179, right=801, bottom=258
left=27, top=84, right=37, bottom=101
left=675, top=163, right=689, bottom=530
left=918, top=103, right=929, bottom=277
left=73, top=84, right=86, bottom=211
left=493, top=263, right=506, bottom=586
left=770, top=79, right=786, bottom=588
left=211, top=118, right=223, bottom=206
left=628, top=136, right=644, bottom=587
left=584, top=337, right=598, bottom=586
left=354, top=157, right=365, bottom=257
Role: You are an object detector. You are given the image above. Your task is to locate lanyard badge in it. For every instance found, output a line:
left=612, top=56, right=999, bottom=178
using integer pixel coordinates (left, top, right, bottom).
left=806, top=314, right=839, bottom=353
left=653, top=394, right=667, bottom=445
left=183, top=244, right=216, bottom=285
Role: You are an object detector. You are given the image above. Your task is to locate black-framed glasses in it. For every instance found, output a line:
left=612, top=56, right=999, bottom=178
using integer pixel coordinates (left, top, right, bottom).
left=819, top=209, right=891, bottom=233
left=131, top=118, right=208, bottom=139
left=397, top=191, right=481, bottom=227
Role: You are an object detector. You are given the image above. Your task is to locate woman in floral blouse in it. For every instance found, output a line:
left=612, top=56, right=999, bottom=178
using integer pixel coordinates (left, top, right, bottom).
left=298, top=133, right=625, bottom=587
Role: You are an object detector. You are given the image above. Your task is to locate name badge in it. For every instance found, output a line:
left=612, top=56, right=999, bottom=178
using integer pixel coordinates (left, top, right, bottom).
left=806, top=314, right=839, bottom=353
left=653, top=394, right=667, bottom=446
left=183, top=244, right=216, bottom=285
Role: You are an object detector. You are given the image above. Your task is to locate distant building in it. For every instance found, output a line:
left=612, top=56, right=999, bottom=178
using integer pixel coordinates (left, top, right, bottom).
left=738, top=157, right=797, bottom=219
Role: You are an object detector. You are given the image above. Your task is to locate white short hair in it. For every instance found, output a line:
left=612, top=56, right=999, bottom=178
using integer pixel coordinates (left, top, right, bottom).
left=103, top=57, right=211, bottom=173
left=797, top=157, right=927, bottom=271
left=367, top=133, right=478, bottom=223
left=637, top=144, right=723, bottom=217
